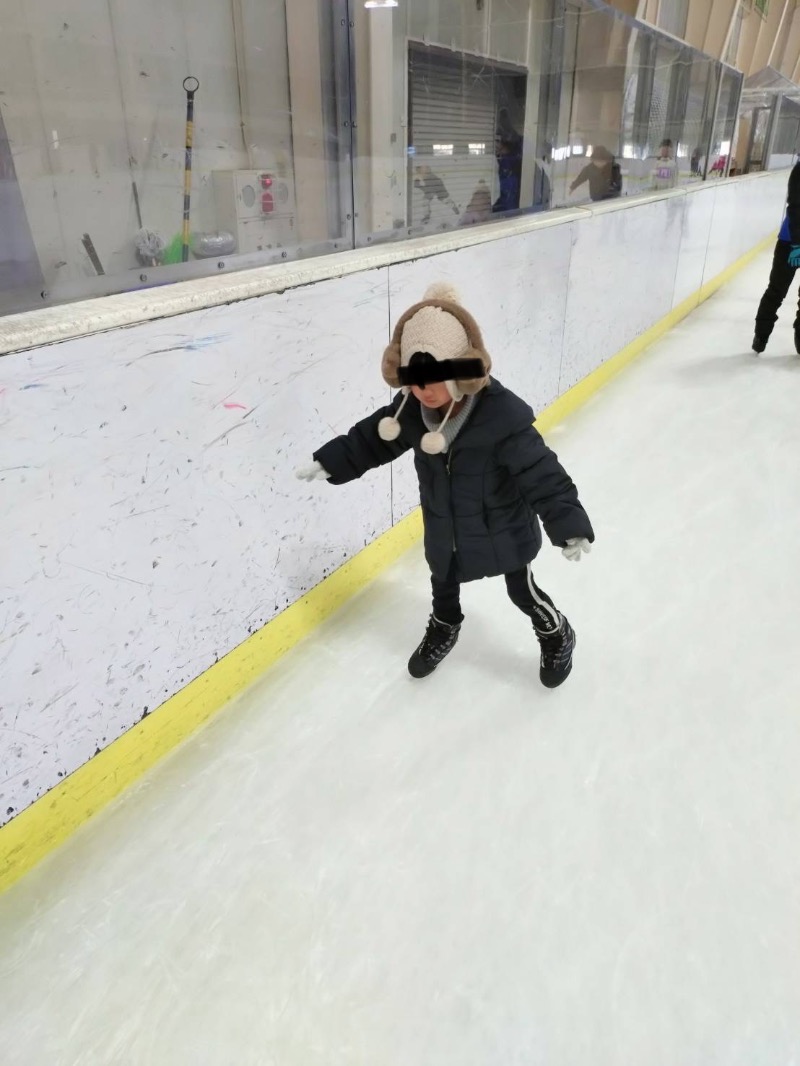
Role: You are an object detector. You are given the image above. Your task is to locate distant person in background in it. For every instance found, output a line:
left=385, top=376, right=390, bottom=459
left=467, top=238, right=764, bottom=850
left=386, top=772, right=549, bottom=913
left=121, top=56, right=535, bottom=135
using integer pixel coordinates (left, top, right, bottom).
left=414, top=165, right=460, bottom=225
left=752, top=160, right=800, bottom=354
left=690, top=146, right=703, bottom=177
left=652, top=138, right=679, bottom=190
left=493, top=134, right=523, bottom=213
left=569, top=145, right=622, bottom=202
left=461, top=180, right=492, bottom=226
left=493, top=137, right=521, bottom=213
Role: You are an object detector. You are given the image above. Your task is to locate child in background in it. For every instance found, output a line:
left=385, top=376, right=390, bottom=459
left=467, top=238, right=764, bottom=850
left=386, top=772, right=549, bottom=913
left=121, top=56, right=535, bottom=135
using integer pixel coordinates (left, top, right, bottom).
left=569, top=145, right=622, bottom=202
left=296, top=284, right=594, bottom=687
left=652, top=139, right=679, bottom=191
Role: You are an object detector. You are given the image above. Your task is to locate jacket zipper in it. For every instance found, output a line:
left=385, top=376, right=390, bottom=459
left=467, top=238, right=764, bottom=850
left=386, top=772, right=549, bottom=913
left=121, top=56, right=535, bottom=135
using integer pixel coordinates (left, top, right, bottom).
left=446, top=448, right=456, bottom=552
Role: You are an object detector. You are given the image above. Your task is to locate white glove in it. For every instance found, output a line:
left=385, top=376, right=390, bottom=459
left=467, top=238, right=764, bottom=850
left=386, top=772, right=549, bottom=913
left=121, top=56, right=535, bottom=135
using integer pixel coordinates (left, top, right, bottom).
left=295, top=460, right=330, bottom=482
left=562, top=537, right=591, bottom=562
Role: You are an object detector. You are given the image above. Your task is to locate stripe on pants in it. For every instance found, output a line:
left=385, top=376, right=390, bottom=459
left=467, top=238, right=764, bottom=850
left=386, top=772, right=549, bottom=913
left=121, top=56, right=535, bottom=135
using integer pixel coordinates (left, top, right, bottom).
left=526, top=566, right=560, bottom=633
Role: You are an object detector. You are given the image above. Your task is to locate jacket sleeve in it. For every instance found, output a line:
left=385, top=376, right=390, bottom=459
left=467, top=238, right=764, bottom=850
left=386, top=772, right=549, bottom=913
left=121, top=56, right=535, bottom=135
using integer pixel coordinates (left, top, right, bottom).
left=570, top=164, right=590, bottom=192
left=497, top=425, right=594, bottom=546
left=313, top=394, right=412, bottom=485
left=787, top=163, right=800, bottom=245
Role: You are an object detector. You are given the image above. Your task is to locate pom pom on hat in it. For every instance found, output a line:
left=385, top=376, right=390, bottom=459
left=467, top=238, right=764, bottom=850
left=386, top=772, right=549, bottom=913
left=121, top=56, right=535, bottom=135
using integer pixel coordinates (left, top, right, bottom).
left=421, top=431, right=447, bottom=454
left=377, top=388, right=411, bottom=441
left=378, top=416, right=401, bottom=441
left=423, top=281, right=460, bottom=304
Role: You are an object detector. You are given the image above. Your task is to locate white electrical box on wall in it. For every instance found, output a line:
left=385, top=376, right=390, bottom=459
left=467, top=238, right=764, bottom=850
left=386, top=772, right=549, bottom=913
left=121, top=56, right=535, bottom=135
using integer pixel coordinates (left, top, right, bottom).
left=212, top=170, right=296, bottom=255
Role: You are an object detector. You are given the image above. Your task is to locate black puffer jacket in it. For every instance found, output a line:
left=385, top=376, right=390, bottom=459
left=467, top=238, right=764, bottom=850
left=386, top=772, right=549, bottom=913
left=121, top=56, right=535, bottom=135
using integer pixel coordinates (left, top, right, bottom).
left=314, top=378, right=594, bottom=582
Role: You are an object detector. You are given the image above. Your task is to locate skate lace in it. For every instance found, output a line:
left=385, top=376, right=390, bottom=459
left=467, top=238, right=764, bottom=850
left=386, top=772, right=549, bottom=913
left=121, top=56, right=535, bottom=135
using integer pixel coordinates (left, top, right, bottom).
left=539, top=627, right=570, bottom=668
left=420, top=617, right=456, bottom=660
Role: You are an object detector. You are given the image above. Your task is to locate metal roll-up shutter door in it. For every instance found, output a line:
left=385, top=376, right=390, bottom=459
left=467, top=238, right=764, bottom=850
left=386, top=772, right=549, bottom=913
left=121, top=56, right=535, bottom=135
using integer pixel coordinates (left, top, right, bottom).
left=409, top=46, right=497, bottom=226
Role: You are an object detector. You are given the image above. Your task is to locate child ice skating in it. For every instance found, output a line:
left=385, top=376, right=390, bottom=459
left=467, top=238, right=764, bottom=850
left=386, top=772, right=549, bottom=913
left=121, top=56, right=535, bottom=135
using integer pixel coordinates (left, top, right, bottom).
left=296, top=283, right=595, bottom=687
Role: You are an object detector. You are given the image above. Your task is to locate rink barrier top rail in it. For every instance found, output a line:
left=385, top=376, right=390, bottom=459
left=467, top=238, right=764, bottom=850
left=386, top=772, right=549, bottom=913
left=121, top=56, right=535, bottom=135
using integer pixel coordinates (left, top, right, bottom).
left=0, top=173, right=775, bottom=359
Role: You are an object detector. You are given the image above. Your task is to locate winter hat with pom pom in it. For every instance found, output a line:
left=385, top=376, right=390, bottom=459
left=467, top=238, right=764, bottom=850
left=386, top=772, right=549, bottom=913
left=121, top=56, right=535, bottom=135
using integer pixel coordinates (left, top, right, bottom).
left=378, top=282, right=492, bottom=454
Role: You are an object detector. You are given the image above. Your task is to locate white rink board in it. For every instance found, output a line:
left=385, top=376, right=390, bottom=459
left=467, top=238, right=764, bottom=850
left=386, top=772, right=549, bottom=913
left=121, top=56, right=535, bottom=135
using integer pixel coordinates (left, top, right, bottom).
left=561, top=196, right=684, bottom=392
left=0, top=271, right=393, bottom=820
left=0, top=172, right=789, bottom=824
left=672, top=184, right=716, bottom=310
left=702, top=181, right=741, bottom=287
left=733, top=171, right=786, bottom=261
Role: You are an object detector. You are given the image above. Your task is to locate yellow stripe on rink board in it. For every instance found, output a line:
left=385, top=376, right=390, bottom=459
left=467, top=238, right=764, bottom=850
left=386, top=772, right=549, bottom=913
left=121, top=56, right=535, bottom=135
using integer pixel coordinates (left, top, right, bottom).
left=0, top=232, right=775, bottom=895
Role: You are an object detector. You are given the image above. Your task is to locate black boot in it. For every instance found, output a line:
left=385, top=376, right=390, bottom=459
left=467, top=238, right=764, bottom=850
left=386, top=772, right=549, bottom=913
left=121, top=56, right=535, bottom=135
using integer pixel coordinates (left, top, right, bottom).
left=537, top=616, right=576, bottom=688
left=794, top=327, right=800, bottom=355
left=752, top=333, right=768, bottom=354
left=408, top=615, right=461, bottom=678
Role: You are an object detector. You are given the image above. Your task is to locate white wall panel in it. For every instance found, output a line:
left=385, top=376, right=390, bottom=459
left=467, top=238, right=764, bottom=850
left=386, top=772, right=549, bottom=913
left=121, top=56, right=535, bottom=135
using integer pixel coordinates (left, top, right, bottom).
left=732, top=172, right=786, bottom=261
left=0, top=270, right=392, bottom=822
left=560, top=197, right=684, bottom=391
left=672, top=185, right=716, bottom=309
left=701, top=182, right=739, bottom=288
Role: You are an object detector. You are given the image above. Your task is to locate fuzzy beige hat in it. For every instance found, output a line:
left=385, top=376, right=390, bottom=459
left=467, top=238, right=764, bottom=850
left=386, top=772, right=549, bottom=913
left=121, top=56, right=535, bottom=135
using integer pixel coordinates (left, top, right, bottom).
left=381, top=281, right=492, bottom=398
left=378, top=282, right=492, bottom=454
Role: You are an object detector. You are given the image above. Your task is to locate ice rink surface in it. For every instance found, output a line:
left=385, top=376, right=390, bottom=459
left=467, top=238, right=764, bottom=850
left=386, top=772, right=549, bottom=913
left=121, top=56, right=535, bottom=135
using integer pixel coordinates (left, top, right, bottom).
left=2, top=249, right=800, bottom=1065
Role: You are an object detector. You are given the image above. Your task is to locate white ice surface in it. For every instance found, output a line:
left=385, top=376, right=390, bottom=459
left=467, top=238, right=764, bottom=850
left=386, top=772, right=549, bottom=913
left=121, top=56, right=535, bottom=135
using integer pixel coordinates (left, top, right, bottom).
left=2, top=249, right=800, bottom=1065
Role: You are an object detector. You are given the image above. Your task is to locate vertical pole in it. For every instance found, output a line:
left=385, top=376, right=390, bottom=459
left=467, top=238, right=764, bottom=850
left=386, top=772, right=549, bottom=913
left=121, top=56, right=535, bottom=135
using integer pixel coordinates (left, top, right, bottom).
left=698, top=60, right=717, bottom=180
left=763, top=93, right=783, bottom=172
left=325, top=0, right=355, bottom=246
left=344, top=1, right=359, bottom=246
left=743, top=108, right=761, bottom=174
left=182, top=76, right=199, bottom=263
left=532, top=0, right=563, bottom=211
left=726, top=69, right=744, bottom=177
left=703, top=64, right=723, bottom=180
left=632, top=34, right=656, bottom=157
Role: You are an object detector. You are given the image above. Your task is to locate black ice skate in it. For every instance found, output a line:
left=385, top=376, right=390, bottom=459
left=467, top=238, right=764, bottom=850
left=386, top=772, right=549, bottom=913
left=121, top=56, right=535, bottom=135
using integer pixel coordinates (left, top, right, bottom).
left=752, top=333, right=767, bottom=354
left=794, top=327, right=800, bottom=355
left=408, top=615, right=461, bottom=678
left=537, top=616, right=576, bottom=689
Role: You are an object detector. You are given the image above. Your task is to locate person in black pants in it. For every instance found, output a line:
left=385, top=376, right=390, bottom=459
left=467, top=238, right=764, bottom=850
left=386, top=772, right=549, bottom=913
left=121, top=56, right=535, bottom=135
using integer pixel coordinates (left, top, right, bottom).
left=753, top=161, right=800, bottom=353
left=296, top=282, right=594, bottom=689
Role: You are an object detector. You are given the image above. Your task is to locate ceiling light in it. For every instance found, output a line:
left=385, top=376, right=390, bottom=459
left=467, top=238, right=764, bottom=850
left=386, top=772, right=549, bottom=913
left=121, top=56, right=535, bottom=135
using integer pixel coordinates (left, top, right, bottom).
left=365, top=1, right=398, bottom=8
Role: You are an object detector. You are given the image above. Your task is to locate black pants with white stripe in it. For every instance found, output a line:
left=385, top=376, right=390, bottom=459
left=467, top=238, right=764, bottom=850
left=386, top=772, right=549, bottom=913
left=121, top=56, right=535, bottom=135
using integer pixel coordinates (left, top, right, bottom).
left=431, top=557, right=562, bottom=634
